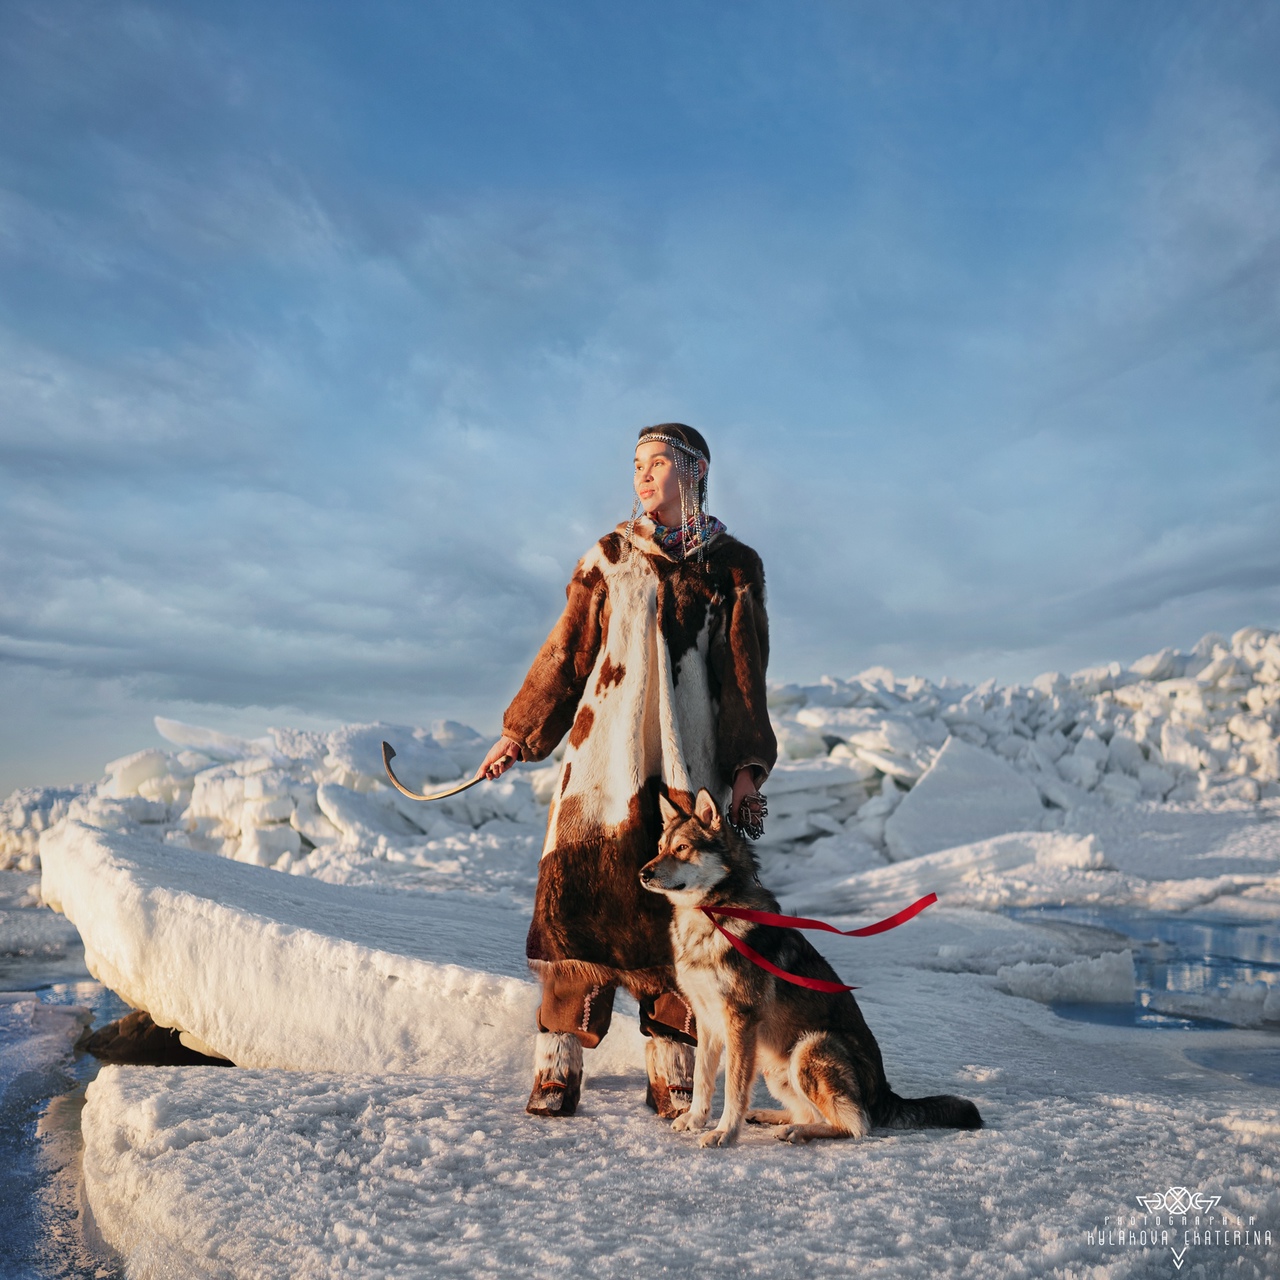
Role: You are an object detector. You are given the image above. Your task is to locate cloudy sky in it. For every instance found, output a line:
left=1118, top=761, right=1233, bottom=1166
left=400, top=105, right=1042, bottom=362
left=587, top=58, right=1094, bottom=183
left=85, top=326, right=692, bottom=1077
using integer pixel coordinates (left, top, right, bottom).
left=2, top=1, right=1278, bottom=793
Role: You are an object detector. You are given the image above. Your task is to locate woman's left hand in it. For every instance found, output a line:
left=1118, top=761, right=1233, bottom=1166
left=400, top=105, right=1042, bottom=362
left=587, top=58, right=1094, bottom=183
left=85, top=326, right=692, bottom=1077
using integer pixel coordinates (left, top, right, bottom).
left=730, top=767, right=767, bottom=838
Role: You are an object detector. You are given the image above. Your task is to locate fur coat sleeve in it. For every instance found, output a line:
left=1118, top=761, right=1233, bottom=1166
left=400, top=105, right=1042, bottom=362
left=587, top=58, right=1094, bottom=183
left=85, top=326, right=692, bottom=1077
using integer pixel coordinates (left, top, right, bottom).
left=501, top=559, right=609, bottom=762
left=712, top=555, right=776, bottom=785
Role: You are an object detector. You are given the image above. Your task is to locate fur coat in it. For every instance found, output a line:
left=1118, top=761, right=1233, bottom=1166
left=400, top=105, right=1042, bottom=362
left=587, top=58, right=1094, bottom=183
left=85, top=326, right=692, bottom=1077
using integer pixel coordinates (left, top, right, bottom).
left=502, top=519, right=778, bottom=994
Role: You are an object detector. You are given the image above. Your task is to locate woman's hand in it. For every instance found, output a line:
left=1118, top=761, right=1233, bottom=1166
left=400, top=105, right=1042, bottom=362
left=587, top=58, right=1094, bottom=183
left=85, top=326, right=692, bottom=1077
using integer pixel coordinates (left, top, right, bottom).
left=730, top=767, right=758, bottom=820
left=478, top=736, right=522, bottom=780
left=730, top=767, right=766, bottom=839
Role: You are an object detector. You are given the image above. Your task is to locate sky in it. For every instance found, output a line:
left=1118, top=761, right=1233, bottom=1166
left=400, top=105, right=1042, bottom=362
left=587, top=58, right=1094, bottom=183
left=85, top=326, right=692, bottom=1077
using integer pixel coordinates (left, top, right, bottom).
left=1, top=0, right=1278, bottom=794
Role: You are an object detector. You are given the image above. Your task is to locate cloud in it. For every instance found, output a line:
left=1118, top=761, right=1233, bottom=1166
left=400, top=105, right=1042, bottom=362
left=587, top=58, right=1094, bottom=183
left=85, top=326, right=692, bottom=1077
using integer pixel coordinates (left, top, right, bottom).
left=1, top=0, right=1279, bottom=793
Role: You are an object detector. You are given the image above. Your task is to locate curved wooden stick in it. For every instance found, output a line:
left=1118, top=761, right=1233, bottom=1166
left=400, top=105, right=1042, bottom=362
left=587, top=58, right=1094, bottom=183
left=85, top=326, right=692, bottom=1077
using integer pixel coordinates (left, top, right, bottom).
left=381, top=741, right=487, bottom=802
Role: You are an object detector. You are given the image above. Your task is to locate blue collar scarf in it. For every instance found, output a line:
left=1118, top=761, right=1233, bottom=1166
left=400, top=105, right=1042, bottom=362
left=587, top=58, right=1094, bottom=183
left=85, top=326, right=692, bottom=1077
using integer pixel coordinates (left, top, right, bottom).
left=650, top=513, right=726, bottom=558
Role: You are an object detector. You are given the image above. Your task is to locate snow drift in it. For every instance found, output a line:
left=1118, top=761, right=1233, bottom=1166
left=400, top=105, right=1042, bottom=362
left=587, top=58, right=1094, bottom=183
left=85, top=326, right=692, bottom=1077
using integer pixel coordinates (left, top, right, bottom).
left=6, top=626, right=1280, bottom=877
left=37, top=821, right=582, bottom=1077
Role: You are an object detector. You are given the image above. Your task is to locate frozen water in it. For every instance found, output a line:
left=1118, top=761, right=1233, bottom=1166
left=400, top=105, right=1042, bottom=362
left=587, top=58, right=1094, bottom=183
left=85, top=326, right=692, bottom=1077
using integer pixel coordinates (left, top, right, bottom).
left=39, top=821, right=598, bottom=1078
left=155, top=716, right=274, bottom=762
left=8, top=626, right=1280, bottom=875
left=0, top=992, right=92, bottom=1110
left=5, top=626, right=1280, bottom=1275
left=35, top=788, right=1280, bottom=1275
left=0, top=870, right=130, bottom=1279
left=996, top=948, right=1136, bottom=1004
left=1007, top=906, right=1280, bottom=1031
left=883, top=736, right=1047, bottom=860
left=1185, top=1047, right=1280, bottom=1089
left=326, top=723, right=466, bottom=787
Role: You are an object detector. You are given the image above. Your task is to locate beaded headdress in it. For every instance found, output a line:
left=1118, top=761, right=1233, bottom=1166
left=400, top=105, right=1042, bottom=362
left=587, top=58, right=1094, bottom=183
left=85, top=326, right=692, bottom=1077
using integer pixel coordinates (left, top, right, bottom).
left=627, top=425, right=712, bottom=562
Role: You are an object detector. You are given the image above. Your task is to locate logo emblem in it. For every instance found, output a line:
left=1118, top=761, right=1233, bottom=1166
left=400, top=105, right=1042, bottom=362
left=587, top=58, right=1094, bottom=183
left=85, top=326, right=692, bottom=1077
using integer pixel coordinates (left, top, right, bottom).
left=1136, top=1186, right=1222, bottom=1215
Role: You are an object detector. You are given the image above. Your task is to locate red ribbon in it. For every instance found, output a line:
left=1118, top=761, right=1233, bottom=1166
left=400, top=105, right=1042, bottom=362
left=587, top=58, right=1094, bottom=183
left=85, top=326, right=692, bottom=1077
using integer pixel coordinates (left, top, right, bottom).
left=700, top=893, right=938, bottom=993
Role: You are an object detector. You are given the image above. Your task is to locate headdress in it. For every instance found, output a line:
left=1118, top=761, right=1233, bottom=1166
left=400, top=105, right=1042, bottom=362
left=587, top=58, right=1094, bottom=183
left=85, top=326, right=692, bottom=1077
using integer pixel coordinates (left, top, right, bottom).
left=628, top=423, right=713, bottom=562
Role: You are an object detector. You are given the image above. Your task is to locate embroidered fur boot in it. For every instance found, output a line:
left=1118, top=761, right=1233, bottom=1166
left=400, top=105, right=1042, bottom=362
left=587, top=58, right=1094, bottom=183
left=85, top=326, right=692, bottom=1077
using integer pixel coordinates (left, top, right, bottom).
left=525, top=1031, right=583, bottom=1117
left=645, top=1037, right=695, bottom=1119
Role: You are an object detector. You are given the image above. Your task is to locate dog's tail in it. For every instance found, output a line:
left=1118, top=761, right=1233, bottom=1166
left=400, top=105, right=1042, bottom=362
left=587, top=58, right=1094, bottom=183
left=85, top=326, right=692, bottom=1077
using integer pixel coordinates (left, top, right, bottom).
left=874, top=1090, right=983, bottom=1130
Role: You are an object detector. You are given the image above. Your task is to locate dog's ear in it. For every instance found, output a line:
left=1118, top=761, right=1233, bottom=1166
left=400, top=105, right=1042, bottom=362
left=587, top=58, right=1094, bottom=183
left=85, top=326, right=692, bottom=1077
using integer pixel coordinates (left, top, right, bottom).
left=658, top=793, right=683, bottom=828
left=694, top=788, right=721, bottom=830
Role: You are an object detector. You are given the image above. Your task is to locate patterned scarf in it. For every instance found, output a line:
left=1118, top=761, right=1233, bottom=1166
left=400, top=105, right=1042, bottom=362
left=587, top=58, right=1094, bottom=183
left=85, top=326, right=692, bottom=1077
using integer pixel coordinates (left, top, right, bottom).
left=651, top=513, right=726, bottom=558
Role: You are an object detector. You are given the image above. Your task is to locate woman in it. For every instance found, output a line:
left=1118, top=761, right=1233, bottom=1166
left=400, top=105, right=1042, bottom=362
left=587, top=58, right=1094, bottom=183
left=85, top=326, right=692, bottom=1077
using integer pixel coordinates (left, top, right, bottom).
left=478, top=424, right=777, bottom=1118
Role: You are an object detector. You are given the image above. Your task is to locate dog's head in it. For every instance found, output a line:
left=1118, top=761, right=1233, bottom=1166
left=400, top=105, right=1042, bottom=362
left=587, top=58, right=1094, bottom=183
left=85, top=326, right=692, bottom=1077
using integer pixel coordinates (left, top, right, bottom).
left=640, top=789, right=741, bottom=904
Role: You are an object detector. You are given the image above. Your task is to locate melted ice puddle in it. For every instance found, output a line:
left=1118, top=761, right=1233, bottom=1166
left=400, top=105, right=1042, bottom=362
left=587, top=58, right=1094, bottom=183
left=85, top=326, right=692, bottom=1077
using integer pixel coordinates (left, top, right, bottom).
left=1006, top=905, right=1280, bottom=1033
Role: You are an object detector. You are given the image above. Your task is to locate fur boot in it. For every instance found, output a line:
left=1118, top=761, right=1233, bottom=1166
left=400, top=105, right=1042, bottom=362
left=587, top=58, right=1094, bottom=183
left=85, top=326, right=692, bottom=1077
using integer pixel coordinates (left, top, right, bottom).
left=526, top=1031, right=583, bottom=1117
left=645, top=1037, right=695, bottom=1119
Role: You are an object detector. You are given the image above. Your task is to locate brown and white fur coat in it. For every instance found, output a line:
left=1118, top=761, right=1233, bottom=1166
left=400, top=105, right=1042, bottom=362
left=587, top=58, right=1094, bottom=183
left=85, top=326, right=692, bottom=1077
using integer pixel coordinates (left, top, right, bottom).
left=641, top=790, right=984, bottom=1147
left=502, top=520, right=777, bottom=998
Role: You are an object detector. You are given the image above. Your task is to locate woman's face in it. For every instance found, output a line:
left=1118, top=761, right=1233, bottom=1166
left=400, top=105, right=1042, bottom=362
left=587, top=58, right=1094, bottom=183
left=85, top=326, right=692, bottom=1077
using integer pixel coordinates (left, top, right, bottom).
left=634, top=440, right=681, bottom=521
left=634, top=439, right=705, bottom=525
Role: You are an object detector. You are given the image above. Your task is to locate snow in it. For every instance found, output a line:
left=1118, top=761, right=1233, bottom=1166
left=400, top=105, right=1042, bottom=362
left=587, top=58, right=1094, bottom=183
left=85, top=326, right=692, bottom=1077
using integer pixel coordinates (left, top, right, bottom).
left=778, top=830, right=1105, bottom=916
left=79, top=923, right=1279, bottom=1278
left=996, top=949, right=1136, bottom=1004
left=883, top=737, right=1047, bottom=861
left=6, top=625, right=1280, bottom=1275
left=39, top=820, right=654, bottom=1079
left=7, top=626, right=1280, bottom=878
left=38, top=778, right=1280, bottom=1276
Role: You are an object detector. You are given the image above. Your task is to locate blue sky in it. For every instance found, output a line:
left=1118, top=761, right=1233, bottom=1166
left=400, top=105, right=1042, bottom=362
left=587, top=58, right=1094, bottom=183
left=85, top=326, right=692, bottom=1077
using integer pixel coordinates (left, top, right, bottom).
left=2, top=1, right=1278, bottom=793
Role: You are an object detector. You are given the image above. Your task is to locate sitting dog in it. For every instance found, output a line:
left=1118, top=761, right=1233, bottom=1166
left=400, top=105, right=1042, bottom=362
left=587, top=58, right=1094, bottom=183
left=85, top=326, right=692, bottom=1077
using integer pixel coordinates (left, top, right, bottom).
left=640, top=789, right=983, bottom=1148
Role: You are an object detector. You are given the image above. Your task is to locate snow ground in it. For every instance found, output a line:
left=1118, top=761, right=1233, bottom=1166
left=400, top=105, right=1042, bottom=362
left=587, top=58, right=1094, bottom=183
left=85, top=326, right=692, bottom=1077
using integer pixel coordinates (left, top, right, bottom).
left=82, top=930, right=1279, bottom=1280
left=40, top=815, right=1280, bottom=1277
left=5, top=627, right=1280, bottom=1276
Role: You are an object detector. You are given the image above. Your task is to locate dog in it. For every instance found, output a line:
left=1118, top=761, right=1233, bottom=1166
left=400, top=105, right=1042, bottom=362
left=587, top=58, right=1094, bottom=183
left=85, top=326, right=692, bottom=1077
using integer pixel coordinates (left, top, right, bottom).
left=639, top=789, right=983, bottom=1148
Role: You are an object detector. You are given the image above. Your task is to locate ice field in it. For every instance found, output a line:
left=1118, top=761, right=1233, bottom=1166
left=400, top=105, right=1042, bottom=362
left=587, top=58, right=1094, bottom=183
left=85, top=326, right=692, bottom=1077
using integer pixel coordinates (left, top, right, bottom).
left=3, top=627, right=1280, bottom=1277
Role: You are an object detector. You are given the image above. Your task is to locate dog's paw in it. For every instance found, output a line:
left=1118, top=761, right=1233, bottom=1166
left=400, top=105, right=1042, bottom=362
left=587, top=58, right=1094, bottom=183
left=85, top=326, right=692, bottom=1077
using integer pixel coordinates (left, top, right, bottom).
left=698, top=1126, right=740, bottom=1149
left=746, top=1109, right=790, bottom=1126
left=671, top=1110, right=709, bottom=1133
left=775, top=1125, right=813, bottom=1144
